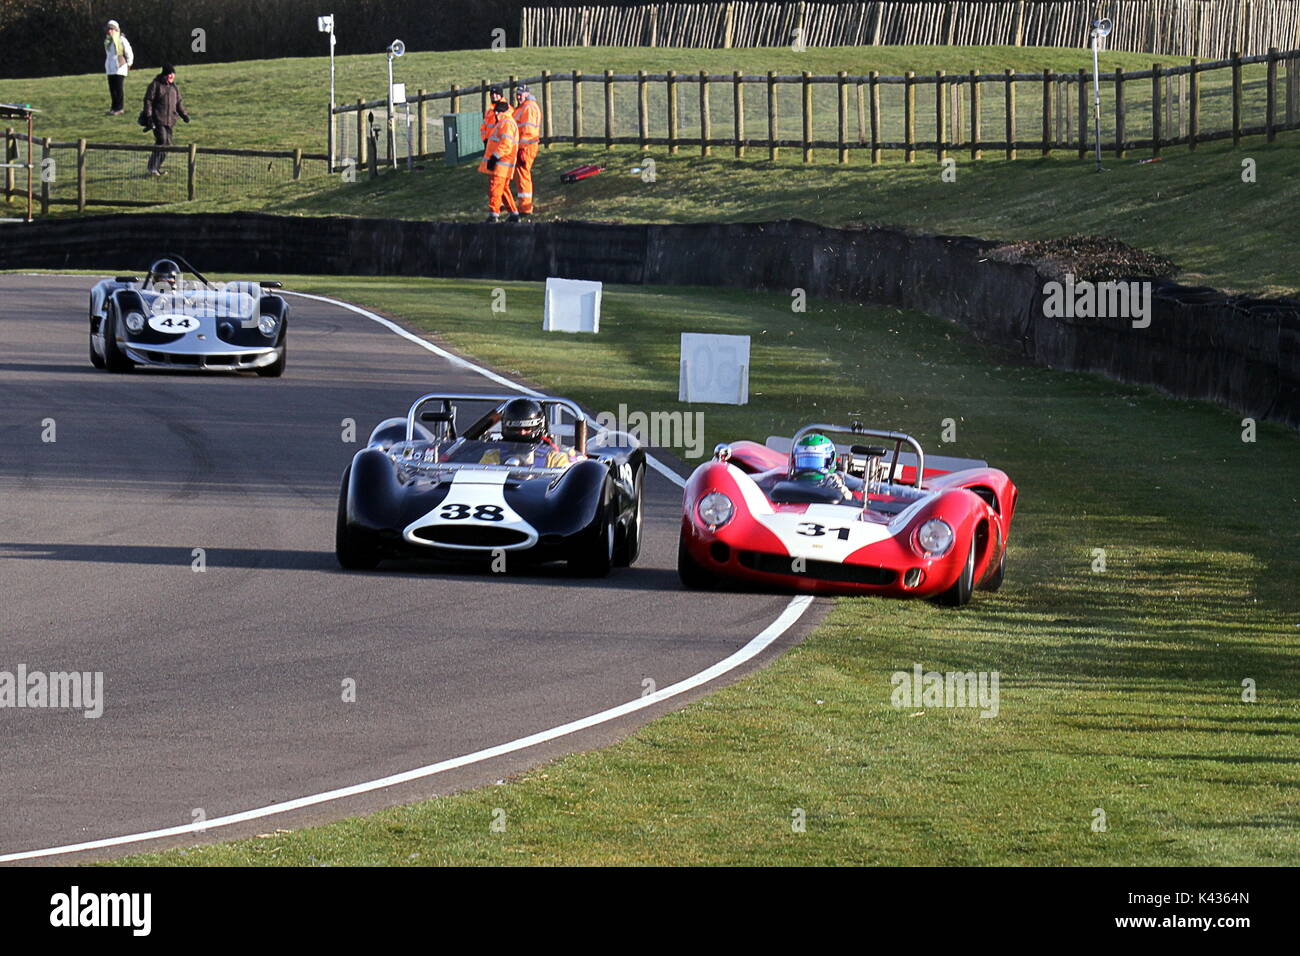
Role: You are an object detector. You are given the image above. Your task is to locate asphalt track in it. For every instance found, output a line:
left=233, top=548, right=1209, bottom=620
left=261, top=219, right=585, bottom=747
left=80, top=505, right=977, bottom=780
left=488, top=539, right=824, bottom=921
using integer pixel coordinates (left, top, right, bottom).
left=0, top=274, right=822, bottom=863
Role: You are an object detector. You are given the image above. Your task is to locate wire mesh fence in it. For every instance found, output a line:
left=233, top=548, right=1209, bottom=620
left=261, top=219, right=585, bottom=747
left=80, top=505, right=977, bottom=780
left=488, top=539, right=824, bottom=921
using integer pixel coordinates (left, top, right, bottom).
left=332, top=49, right=1298, bottom=169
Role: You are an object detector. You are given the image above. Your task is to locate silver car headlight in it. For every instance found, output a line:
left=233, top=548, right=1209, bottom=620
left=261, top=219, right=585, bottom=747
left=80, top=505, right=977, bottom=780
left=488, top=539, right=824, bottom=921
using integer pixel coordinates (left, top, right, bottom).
left=258, top=314, right=279, bottom=337
left=697, top=492, right=734, bottom=528
left=916, top=518, right=954, bottom=557
left=124, top=312, right=145, bottom=333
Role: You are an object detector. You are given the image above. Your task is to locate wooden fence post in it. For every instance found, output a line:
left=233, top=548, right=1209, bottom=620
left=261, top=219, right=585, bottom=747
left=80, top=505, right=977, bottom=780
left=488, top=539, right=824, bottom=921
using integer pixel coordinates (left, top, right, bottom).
left=605, top=69, right=615, bottom=149
left=1115, top=68, right=1125, bottom=158
left=39, top=138, right=49, bottom=215
left=1077, top=68, right=1088, bottom=158
left=293, top=147, right=303, bottom=180
left=480, top=78, right=488, bottom=115
left=1266, top=47, right=1278, bottom=142
left=3, top=128, right=12, bottom=201
left=668, top=69, right=679, bottom=154
left=856, top=79, right=866, bottom=145
left=356, top=98, right=367, bottom=170
left=1042, top=68, right=1053, bottom=156
left=971, top=71, right=981, bottom=159
left=638, top=70, right=649, bottom=151
left=768, top=71, right=778, bottom=161
left=936, top=71, right=947, bottom=161
left=187, top=143, right=197, bottom=200
left=1005, top=69, right=1016, bottom=160
left=1232, top=51, right=1242, bottom=146
left=801, top=71, right=813, bottom=163
left=905, top=71, right=916, bottom=163
left=734, top=70, right=745, bottom=157
left=1014, top=0, right=1026, bottom=46
left=417, top=91, right=428, bottom=156
left=541, top=71, right=552, bottom=147
left=1152, top=64, right=1162, bottom=157
left=838, top=71, right=848, bottom=163
left=700, top=70, right=711, bottom=156
left=573, top=69, right=583, bottom=145
left=451, top=83, right=460, bottom=114
left=1189, top=59, right=1199, bottom=150
left=869, top=71, right=880, bottom=163
left=76, top=138, right=86, bottom=212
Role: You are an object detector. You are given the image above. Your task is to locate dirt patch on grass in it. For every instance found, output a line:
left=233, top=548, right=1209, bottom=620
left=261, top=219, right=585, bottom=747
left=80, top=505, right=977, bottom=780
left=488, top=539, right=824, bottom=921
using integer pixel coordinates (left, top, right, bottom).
left=988, top=235, right=1179, bottom=282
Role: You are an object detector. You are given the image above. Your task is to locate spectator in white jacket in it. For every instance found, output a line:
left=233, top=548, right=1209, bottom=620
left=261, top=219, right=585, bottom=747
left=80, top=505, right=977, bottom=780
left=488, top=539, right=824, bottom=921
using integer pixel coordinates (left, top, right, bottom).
left=103, top=20, right=134, bottom=116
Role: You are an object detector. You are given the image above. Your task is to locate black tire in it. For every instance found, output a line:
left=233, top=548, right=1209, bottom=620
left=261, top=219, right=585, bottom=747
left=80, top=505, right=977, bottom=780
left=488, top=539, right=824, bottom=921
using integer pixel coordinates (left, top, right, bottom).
left=102, top=310, right=134, bottom=373
left=613, top=466, right=643, bottom=567
left=88, top=330, right=105, bottom=369
left=983, top=547, right=1006, bottom=592
left=335, top=466, right=380, bottom=570
left=677, top=535, right=720, bottom=590
left=935, top=533, right=976, bottom=607
left=256, top=340, right=286, bottom=378
left=569, top=498, right=615, bottom=578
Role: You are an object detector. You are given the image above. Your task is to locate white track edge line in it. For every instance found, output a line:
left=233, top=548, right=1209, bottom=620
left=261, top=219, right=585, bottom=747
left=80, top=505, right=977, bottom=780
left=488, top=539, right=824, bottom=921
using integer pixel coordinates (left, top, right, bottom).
left=0, top=284, right=813, bottom=862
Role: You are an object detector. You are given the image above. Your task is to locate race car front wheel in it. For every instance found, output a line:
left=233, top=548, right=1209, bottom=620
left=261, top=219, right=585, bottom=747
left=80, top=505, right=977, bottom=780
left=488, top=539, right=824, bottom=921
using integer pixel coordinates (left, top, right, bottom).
left=102, top=311, right=134, bottom=373
left=335, top=467, right=381, bottom=570
left=935, top=533, right=976, bottom=607
left=613, top=465, right=643, bottom=567
left=256, top=340, right=287, bottom=378
left=570, top=496, right=616, bottom=578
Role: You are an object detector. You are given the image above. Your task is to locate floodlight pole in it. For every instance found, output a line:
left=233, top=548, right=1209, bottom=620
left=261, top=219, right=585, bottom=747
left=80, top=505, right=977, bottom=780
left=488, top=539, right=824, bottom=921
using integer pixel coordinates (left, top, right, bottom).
left=1091, top=26, right=1107, bottom=172
left=387, top=52, right=397, bottom=168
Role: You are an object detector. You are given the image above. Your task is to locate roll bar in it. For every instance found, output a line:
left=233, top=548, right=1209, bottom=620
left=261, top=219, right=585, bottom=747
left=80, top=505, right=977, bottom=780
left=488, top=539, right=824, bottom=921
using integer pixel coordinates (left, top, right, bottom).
left=404, top=392, right=588, bottom=455
left=791, top=422, right=926, bottom=489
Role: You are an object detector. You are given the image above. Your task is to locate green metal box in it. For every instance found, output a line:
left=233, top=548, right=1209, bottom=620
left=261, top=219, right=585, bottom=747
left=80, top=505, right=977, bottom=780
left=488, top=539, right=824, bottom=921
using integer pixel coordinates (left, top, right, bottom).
left=442, top=111, right=485, bottom=165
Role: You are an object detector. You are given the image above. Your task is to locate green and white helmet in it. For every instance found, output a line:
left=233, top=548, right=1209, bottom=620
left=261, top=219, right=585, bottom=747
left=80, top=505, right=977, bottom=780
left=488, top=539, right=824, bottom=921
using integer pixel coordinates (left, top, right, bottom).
left=792, top=433, right=836, bottom=479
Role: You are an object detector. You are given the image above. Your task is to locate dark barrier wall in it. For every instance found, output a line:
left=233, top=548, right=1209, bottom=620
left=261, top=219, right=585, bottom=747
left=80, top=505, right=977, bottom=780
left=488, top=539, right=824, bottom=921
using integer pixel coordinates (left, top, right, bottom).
left=3, top=213, right=1296, bottom=429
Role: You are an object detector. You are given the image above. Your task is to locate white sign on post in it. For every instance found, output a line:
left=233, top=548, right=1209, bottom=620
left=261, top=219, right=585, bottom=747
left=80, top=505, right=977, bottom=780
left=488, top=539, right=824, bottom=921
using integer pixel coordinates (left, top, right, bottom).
left=390, top=82, right=407, bottom=104
left=679, top=333, right=750, bottom=405
left=543, top=277, right=602, bottom=333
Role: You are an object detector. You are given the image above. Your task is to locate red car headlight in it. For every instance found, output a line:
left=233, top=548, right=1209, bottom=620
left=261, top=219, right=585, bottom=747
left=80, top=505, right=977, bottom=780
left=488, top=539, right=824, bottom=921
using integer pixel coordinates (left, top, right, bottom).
left=915, top=518, right=954, bottom=557
left=697, top=492, right=734, bottom=529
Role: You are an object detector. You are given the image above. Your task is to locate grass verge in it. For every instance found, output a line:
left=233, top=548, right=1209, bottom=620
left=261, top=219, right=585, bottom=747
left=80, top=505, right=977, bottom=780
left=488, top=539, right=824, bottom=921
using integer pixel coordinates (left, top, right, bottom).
left=103, top=274, right=1299, bottom=866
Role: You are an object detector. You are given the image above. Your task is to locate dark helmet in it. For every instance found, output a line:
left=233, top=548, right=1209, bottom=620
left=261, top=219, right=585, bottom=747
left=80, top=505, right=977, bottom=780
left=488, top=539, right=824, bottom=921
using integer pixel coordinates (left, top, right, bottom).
left=148, top=258, right=180, bottom=288
left=500, top=398, right=546, bottom=443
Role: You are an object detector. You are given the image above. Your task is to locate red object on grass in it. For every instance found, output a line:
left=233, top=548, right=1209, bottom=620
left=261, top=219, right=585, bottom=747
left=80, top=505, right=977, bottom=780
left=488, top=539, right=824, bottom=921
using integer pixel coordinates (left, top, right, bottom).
left=560, top=164, right=605, bottom=183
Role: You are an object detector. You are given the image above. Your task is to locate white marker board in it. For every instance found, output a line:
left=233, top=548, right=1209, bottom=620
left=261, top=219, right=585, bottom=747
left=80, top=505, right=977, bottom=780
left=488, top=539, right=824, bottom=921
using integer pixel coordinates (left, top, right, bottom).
left=679, top=333, right=750, bottom=405
left=543, top=278, right=602, bottom=333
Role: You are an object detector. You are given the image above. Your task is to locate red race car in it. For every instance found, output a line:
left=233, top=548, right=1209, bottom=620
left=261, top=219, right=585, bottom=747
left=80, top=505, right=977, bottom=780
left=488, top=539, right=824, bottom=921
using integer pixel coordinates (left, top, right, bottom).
left=677, top=422, right=1018, bottom=605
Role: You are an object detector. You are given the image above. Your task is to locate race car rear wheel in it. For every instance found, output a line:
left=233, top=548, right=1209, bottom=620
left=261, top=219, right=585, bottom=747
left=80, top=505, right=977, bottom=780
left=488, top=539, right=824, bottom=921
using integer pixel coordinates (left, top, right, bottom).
left=613, top=465, right=643, bottom=567
left=935, top=533, right=975, bottom=607
left=335, top=467, right=381, bottom=570
left=102, top=310, right=134, bottom=373
left=88, top=332, right=105, bottom=369
left=677, top=535, right=720, bottom=590
left=256, top=341, right=287, bottom=378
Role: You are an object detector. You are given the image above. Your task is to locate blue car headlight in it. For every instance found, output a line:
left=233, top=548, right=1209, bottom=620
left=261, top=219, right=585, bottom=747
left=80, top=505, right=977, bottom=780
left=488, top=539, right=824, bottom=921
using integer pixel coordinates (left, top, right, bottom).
left=124, top=312, right=145, bottom=333
left=258, top=314, right=279, bottom=337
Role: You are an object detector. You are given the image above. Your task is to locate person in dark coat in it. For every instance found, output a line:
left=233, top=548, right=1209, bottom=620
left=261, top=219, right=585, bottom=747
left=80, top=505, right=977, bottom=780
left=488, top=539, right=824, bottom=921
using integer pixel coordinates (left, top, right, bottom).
left=142, top=65, right=190, bottom=176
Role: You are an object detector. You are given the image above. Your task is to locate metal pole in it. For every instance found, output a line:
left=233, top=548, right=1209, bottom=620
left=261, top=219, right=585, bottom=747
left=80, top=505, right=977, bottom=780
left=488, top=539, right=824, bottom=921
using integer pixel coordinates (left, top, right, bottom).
left=387, top=53, right=396, bottom=168
left=1091, top=34, right=1105, bottom=172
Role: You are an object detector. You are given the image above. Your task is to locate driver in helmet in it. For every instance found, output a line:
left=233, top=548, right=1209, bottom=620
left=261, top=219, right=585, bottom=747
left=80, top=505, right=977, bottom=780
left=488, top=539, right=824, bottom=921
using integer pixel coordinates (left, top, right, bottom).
left=791, top=432, right=858, bottom=500
left=147, top=258, right=181, bottom=292
left=479, top=397, right=578, bottom=468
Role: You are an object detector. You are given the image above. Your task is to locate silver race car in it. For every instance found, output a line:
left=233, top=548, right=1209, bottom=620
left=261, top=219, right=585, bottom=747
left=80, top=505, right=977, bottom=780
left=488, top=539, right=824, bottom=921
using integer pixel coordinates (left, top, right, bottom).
left=88, top=255, right=288, bottom=376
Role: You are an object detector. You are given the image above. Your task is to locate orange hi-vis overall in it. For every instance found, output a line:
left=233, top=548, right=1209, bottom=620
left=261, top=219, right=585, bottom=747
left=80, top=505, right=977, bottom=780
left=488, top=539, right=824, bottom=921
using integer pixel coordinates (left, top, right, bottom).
left=479, top=105, right=497, bottom=143
left=512, top=95, right=542, bottom=214
left=478, top=111, right=519, bottom=215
